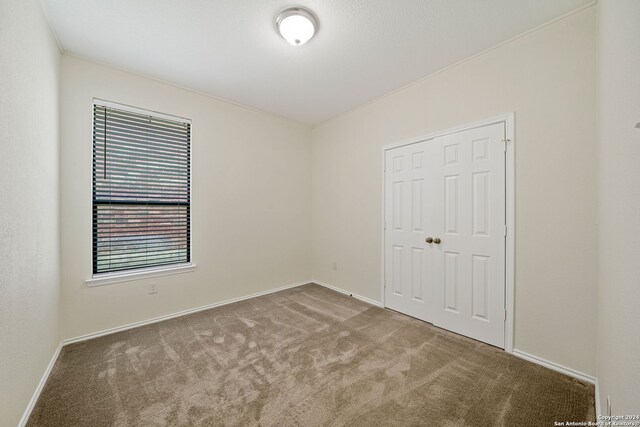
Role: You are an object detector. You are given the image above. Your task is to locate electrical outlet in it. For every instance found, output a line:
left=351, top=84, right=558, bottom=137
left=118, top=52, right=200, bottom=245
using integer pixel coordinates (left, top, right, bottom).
left=607, top=395, right=611, bottom=417
left=332, top=262, right=338, bottom=271
left=149, top=283, right=158, bottom=294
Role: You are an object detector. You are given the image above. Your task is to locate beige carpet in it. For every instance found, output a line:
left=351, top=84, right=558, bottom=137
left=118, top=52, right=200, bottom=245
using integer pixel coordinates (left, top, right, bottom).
left=27, top=283, right=595, bottom=426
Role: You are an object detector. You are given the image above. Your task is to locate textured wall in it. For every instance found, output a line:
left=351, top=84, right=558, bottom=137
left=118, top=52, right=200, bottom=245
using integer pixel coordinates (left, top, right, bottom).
left=59, top=56, right=312, bottom=340
left=0, top=1, right=61, bottom=425
left=311, top=7, right=597, bottom=376
left=596, top=0, right=640, bottom=415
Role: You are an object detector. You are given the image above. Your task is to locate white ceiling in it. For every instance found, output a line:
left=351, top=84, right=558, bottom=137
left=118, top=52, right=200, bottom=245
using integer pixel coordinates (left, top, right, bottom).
left=43, top=0, right=591, bottom=125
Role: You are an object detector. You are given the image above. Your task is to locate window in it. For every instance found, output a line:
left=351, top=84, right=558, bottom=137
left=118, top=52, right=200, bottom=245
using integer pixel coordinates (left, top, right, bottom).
left=92, top=101, right=191, bottom=275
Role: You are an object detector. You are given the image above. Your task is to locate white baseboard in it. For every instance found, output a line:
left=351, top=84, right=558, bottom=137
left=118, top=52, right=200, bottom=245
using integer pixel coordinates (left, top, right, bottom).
left=63, top=280, right=312, bottom=345
left=18, top=342, right=63, bottom=427
left=312, top=280, right=383, bottom=308
left=512, top=348, right=596, bottom=385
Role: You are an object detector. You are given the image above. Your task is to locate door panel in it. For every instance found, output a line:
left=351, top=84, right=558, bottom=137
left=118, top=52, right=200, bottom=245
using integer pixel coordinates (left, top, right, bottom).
left=443, top=251, right=460, bottom=312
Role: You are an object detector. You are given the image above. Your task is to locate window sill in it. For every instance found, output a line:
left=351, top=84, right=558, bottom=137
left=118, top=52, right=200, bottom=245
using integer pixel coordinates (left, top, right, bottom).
left=85, top=263, right=196, bottom=287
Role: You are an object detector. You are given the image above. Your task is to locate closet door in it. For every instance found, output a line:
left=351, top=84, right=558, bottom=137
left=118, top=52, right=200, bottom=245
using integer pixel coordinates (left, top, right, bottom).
left=384, top=122, right=507, bottom=348
left=431, top=123, right=506, bottom=347
left=384, top=141, right=436, bottom=322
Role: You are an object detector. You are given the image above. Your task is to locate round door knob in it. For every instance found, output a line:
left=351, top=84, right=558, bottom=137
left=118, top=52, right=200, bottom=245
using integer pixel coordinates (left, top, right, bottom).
left=433, top=237, right=441, bottom=244
left=425, top=237, right=433, bottom=243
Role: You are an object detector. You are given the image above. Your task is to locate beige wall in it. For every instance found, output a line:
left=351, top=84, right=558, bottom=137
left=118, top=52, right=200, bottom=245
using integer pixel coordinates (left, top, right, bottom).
left=0, top=1, right=61, bottom=425
left=59, top=56, right=311, bottom=340
left=597, top=0, right=640, bottom=414
left=311, top=7, right=597, bottom=375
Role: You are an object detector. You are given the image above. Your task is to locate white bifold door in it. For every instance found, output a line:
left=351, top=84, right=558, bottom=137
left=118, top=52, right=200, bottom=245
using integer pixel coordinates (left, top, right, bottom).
left=384, top=122, right=506, bottom=348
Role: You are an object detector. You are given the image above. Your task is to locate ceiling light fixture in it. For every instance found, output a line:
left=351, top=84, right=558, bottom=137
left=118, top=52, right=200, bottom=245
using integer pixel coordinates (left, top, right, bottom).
left=275, top=7, right=318, bottom=46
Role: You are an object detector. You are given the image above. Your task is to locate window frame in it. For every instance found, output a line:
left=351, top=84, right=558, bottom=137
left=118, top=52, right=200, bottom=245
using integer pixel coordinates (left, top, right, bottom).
left=87, top=99, right=195, bottom=286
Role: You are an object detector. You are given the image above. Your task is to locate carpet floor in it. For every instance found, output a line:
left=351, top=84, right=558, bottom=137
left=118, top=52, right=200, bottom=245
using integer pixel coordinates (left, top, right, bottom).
left=27, top=283, right=595, bottom=426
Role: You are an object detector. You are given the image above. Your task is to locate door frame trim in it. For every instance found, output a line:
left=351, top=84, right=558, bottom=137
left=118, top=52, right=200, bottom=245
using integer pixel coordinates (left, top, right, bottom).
left=380, top=113, right=515, bottom=353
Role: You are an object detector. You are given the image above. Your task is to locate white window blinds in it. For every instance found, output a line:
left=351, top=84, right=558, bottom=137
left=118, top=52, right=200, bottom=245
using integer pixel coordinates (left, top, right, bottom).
left=92, top=103, right=191, bottom=274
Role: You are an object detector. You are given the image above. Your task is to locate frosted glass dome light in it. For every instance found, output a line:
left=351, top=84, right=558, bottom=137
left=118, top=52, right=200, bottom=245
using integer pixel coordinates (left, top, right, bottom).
left=276, top=7, right=318, bottom=46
